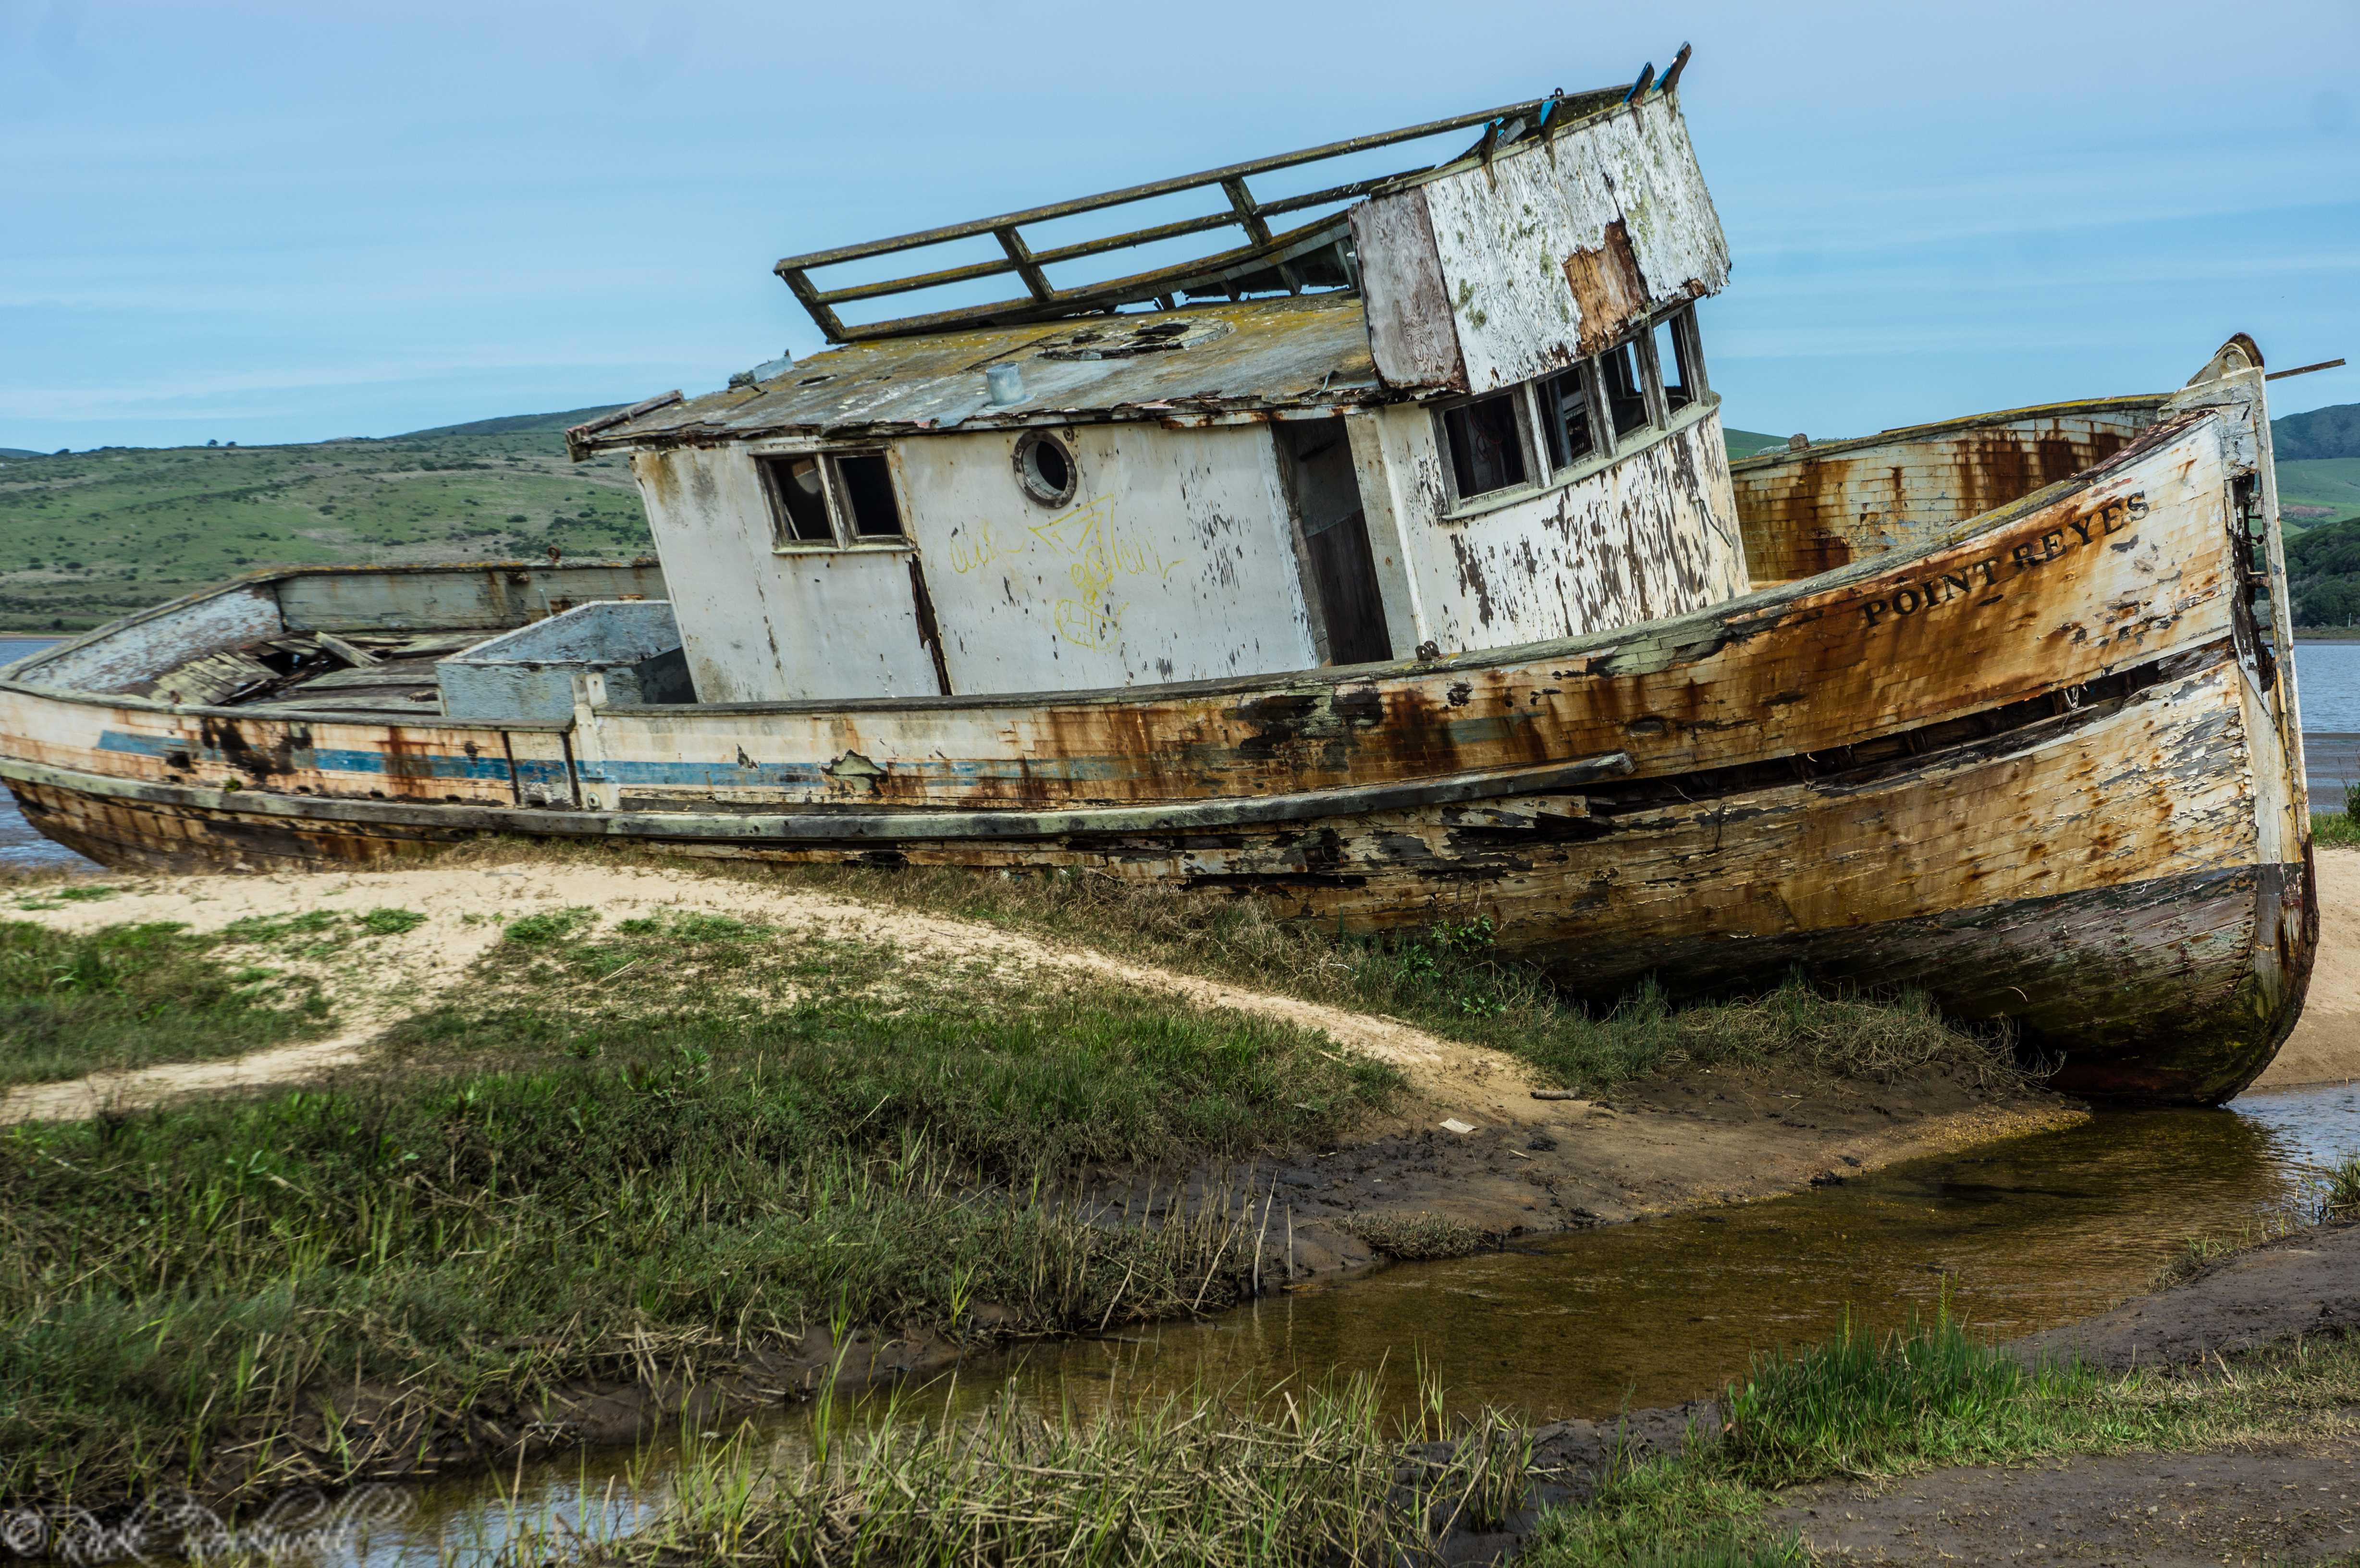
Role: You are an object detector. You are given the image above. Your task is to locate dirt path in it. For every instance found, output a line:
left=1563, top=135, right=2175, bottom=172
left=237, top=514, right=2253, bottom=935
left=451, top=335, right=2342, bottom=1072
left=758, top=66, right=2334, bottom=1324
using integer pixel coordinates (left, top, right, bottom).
left=0, top=860, right=1530, bottom=1125
left=1771, top=1446, right=2360, bottom=1565
left=2251, top=845, right=2360, bottom=1089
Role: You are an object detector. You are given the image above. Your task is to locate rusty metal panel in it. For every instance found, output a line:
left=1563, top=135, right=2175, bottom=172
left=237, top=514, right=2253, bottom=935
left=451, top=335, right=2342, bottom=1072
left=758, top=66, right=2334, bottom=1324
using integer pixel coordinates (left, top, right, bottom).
left=0, top=681, right=521, bottom=807
left=1356, top=95, right=1730, bottom=394
left=29, top=585, right=283, bottom=695
left=1731, top=398, right=2166, bottom=585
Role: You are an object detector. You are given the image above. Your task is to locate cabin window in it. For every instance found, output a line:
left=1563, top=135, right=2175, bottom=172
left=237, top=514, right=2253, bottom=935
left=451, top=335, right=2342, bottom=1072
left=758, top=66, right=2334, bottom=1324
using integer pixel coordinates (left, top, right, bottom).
left=1599, top=341, right=1651, bottom=441
left=1014, top=430, right=1078, bottom=507
left=1440, top=392, right=1529, bottom=501
left=1653, top=308, right=1701, bottom=413
left=765, top=457, right=835, bottom=544
left=761, top=451, right=908, bottom=546
left=1538, top=365, right=1598, bottom=469
left=835, top=453, right=904, bottom=539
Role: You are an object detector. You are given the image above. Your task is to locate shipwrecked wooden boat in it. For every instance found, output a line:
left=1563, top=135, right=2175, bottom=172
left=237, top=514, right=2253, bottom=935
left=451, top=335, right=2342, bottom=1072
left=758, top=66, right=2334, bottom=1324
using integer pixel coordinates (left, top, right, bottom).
left=0, top=61, right=2316, bottom=1102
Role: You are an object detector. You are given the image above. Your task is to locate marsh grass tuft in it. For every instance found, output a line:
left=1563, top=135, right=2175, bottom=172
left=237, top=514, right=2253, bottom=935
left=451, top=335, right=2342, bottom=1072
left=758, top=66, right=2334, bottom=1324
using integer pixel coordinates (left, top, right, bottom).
left=1340, top=1210, right=1482, bottom=1262
left=2150, top=1148, right=2360, bottom=1288
left=586, top=1372, right=1533, bottom=1568
left=1715, top=1306, right=2097, bottom=1484
left=0, top=919, right=330, bottom=1086
left=2315, top=808, right=2360, bottom=848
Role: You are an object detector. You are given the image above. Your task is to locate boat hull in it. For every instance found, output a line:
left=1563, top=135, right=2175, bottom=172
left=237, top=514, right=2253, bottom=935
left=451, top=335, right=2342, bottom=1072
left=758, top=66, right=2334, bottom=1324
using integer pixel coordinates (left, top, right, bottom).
left=0, top=396, right=2315, bottom=1103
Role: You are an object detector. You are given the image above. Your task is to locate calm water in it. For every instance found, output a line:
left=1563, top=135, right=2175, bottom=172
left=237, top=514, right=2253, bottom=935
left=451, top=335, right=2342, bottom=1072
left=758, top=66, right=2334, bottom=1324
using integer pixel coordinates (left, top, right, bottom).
left=260, top=1080, right=2360, bottom=1568
left=0, top=637, right=98, bottom=874
left=2298, top=641, right=2360, bottom=732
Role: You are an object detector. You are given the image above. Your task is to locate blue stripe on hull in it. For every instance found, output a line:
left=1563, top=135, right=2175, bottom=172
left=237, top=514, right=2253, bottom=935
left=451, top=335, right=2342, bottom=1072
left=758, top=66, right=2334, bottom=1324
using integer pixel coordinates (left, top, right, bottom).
left=99, top=730, right=518, bottom=783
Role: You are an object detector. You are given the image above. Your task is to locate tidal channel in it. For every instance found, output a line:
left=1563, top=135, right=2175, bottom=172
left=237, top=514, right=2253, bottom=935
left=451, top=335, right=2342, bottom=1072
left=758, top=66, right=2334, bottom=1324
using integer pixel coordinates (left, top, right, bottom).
left=284, top=1078, right=2360, bottom=1568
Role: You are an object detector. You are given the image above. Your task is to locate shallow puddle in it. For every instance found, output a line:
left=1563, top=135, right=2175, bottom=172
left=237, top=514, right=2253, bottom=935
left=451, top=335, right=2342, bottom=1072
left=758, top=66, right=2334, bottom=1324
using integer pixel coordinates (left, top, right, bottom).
left=147, top=1080, right=2360, bottom=1567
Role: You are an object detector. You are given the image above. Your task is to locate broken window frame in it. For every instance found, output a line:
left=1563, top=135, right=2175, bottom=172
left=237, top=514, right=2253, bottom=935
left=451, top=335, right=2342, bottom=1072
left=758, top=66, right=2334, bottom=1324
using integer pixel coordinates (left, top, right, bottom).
left=1651, top=305, right=1707, bottom=416
left=1535, top=361, right=1603, bottom=473
left=1433, top=388, right=1541, bottom=511
left=1596, top=337, right=1655, bottom=448
left=758, top=449, right=912, bottom=551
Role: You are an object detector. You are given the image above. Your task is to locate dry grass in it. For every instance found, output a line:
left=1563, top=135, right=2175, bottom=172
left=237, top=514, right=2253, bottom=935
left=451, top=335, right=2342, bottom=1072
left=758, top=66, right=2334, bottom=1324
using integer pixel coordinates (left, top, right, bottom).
left=1339, top=1211, right=1484, bottom=1262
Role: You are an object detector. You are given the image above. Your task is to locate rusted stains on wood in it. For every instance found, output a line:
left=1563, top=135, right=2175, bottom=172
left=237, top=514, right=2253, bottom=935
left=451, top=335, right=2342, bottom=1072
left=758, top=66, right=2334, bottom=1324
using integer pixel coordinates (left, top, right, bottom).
left=1732, top=403, right=2161, bottom=585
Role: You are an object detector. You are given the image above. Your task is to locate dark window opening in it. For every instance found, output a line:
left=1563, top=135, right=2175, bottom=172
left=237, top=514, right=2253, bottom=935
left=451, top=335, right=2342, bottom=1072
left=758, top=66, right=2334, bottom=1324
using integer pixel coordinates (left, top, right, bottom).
left=1654, top=315, right=1695, bottom=413
left=836, top=453, right=903, bottom=538
left=1539, top=367, right=1597, bottom=468
left=765, top=457, right=833, bottom=543
left=1031, top=441, right=1069, bottom=493
left=1441, top=392, right=1527, bottom=500
left=1600, top=342, right=1649, bottom=440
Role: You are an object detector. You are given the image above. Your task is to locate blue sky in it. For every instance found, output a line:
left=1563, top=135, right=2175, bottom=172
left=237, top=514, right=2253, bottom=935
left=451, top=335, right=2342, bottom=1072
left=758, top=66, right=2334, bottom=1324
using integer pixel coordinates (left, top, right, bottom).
left=4, top=0, right=2356, bottom=451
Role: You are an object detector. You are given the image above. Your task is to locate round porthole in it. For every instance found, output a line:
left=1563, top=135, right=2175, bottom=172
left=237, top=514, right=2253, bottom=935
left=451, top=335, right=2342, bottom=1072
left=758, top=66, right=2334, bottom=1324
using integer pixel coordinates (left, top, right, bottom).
left=1013, top=430, right=1078, bottom=507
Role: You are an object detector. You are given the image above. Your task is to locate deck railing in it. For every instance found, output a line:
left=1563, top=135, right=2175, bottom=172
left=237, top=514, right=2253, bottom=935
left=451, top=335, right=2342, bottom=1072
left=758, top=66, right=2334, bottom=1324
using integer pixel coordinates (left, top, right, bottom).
left=773, top=87, right=1632, bottom=343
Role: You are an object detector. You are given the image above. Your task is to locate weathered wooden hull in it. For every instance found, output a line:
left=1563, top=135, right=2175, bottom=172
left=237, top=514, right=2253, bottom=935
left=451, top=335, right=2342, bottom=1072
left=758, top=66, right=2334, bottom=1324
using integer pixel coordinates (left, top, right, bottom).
left=0, top=392, right=2314, bottom=1102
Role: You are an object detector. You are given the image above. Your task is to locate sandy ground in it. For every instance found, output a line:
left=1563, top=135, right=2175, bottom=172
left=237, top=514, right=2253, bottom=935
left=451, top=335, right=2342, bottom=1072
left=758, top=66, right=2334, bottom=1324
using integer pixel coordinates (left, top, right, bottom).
left=2250, top=845, right=2360, bottom=1089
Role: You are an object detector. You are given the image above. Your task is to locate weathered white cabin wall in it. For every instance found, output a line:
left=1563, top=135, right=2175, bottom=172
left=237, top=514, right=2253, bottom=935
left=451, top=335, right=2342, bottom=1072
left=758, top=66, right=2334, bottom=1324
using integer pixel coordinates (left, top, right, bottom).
left=900, top=425, right=1319, bottom=691
left=1353, top=404, right=1749, bottom=654
left=1353, top=94, right=1730, bottom=394
left=632, top=448, right=943, bottom=703
left=634, top=426, right=1322, bottom=702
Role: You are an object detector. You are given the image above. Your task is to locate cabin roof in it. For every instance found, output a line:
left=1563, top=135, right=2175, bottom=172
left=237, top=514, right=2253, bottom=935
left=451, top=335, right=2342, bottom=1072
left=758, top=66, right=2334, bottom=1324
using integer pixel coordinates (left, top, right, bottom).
left=571, top=293, right=1382, bottom=456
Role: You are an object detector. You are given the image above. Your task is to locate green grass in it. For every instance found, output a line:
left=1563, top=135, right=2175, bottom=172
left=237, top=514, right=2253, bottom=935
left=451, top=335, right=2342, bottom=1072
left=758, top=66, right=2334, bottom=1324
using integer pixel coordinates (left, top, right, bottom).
left=1519, top=1311, right=2360, bottom=1566
left=2318, top=811, right=2360, bottom=848
left=0, top=918, right=331, bottom=1086
left=0, top=911, right=1400, bottom=1506
left=0, top=408, right=650, bottom=631
left=576, top=1372, right=1533, bottom=1568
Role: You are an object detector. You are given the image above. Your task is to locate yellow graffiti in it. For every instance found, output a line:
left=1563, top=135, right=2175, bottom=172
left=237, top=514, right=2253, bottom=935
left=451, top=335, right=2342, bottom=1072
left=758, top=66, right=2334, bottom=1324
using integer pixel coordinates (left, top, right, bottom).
left=946, top=517, right=1029, bottom=575
left=1028, top=495, right=1182, bottom=649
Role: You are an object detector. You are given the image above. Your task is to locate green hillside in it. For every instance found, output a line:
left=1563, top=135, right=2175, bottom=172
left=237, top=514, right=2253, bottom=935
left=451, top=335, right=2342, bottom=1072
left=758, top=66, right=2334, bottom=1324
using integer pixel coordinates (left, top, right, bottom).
left=2274, top=401, right=2360, bottom=462
left=2287, top=515, right=2360, bottom=626
left=1724, top=427, right=1788, bottom=460
left=0, top=410, right=651, bottom=632
left=2277, top=457, right=2360, bottom=531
